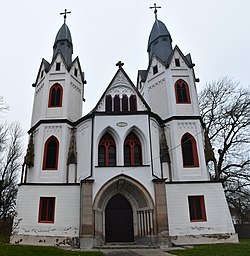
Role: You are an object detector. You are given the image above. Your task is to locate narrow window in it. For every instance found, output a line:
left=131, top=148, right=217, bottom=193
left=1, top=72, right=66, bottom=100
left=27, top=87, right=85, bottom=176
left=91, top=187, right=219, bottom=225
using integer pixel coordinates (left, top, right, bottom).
left=181, top=133, right=199, bottom=167
left=188, top=196, right=207, bottom=222
left=56, top=62, right=61, bottom=71
left=114, top=95, right=120, bottom=113
left=74, top=68, right=78, bottom=77
left=48, top=83, right=63, bottom=107
left=43, top=136, right=59, bottom=170
left=175, top=79, right=191, bottom=103
left=105, top=95, right=112, bottom=113
left=129, top=95, right=137, bottom=112
left=124, top=132, right=142, bottom=166
left=98, top=133, right=116, bottom=166
left=175, top=58, right=180, bottom=67
left=122, top=95, right=128, bottom=112
left=38, top=197, right=55, bottom=223
left=153, top=65, right=158, bottom=75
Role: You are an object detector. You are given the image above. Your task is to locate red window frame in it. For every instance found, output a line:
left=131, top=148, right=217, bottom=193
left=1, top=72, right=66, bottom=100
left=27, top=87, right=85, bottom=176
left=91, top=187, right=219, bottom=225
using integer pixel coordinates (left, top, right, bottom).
left=124, top=132, right=142, bottom=166
left=181, top=133, right=199, bottom=167
left=175, top=79, right=191, bottom=104
left=42, top=136, right=59, bottom=170
left=48, top=83, right=63, bottom=107
left=38, top=197, right=56, bottom=223
left=188, top=195, right=207, bottom=222
left=98, top=133, right=116, bottom=166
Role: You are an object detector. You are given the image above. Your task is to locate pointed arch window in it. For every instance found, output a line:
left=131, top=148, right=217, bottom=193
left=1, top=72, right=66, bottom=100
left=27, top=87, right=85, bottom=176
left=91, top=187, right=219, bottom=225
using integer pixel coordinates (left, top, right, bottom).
left=124, top=132, right=142, bottom=166
left=129, top=95, right=137, bottom=112
left=114, top=95, right=120, bottom=113
left=105, top=95, right=112, bottom=113
left=175, top=79, right=191, bottom=103
left=122, top=95, right=128, bottom=112
left=43, top=136, right=59, bottom=170
left=48, top=83, right=63, bottom=107
left=98, top=133, right=116, bottom=166
left=181, top=133, right=199, bottom=167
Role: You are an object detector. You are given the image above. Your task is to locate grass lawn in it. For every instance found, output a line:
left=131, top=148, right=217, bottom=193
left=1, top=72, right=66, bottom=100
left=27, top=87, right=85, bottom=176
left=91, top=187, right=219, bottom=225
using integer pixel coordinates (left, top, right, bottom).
left=0, top=243, right=104, bottom=256
left=168, top=240, right=250, bottom=256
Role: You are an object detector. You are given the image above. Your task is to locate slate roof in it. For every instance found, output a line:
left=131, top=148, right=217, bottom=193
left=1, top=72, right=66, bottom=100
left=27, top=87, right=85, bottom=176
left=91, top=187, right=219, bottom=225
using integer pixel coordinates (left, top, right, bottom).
left=147, top=19, right=173, bottom=64
left=53, top=23, right=73, bottom=65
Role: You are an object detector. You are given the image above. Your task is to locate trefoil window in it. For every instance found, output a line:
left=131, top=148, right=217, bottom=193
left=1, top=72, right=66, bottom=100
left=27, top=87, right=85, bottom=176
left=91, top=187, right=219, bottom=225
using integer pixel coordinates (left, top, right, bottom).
left=98, top=133, right=116, bottom=167
left=175, top=79, right=191, bottom=103
left=124, top=132, right=142, bottom=166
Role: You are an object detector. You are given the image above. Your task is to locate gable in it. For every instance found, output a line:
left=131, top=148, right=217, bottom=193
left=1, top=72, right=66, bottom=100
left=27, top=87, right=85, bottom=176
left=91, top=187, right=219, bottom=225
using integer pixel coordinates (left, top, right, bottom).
left=94, top=68, right=150, bottom=113
left=169, top=46, right=193, bottom=69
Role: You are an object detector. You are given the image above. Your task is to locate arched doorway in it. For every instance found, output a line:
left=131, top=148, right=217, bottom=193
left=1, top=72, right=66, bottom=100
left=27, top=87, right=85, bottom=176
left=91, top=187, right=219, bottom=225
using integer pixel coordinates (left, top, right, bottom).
left=105, top=194, right=134, bottom=242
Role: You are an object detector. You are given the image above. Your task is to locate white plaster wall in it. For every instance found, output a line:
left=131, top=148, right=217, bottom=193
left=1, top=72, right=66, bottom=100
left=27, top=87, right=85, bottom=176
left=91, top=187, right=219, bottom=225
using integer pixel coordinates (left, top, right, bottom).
left=31, top=80, right=45, bottom=126
left=93, top=166, right=156, bottom=203
left=166, top=183, right=235, bottom=236
left=31, top=54, right=83, bottom=126
left=166, top=120, right=209, bottom=181
left=92, top=114, right=156, bottom=201
left=15, top=185, right=80, bottom=237
left=68, top=77, right=82, bottom=121
left=150, top=118, right=162, bottom=178
left=142, top=49, right=200, bottom=121
left=27, top=123, right=73, bottom=183
left=76, top=119, right=92, bottom=180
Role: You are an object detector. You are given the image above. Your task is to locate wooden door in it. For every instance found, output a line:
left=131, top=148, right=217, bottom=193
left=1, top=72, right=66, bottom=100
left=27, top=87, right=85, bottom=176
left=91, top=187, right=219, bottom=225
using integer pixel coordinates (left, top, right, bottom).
left=105, top=194, right=134, bottom=242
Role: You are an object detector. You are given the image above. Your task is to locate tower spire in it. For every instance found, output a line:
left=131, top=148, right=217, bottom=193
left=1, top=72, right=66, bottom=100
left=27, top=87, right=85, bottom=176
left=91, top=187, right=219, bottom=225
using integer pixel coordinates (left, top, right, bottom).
left=150, top=3, right=161, bottom=20
left=60, top=9, right=71, bottom=23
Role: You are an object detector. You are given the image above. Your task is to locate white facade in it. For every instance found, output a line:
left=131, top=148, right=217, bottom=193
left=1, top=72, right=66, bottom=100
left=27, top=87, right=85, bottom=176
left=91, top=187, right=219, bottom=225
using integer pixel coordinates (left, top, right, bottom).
left=12, top=17, right=238, bottom=248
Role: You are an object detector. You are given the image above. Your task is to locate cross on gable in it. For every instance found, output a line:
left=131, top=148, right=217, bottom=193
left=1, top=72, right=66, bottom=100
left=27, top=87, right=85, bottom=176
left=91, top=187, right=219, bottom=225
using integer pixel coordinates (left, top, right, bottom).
left=60, top=9, right=71, bottom=23
left=116, top=61, right=124, bottom=69
left=150, top=3, right=161, bottom=20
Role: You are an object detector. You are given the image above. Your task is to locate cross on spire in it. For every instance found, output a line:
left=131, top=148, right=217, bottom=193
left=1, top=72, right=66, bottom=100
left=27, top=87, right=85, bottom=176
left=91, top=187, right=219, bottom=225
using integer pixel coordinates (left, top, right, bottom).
left=150, top=3, right=161, bottom=20
left=116, top=61, right=124, bottom=69
left=60, top=9, right=71, bottom=23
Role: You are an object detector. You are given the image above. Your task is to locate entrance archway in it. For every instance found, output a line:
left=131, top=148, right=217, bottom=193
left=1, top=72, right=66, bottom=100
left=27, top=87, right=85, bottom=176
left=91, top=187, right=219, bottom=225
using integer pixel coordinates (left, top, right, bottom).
left=93, top=175, right=155, bottom=246
left=105, top=194, right=134, bottom=242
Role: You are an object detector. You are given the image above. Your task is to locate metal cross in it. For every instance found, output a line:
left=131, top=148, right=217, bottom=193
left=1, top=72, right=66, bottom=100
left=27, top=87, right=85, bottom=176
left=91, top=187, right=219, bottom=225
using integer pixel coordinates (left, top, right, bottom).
left=116, top=61, right=124, bottom=68
left=150, top=3, right=161, bottom=20
left=60, top=9, right=71, bottom=23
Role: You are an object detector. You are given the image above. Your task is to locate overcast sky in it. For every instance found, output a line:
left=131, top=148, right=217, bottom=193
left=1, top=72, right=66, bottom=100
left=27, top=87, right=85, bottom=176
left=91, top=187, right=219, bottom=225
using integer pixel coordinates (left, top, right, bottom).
left=1, top=0, right=250, bottom=146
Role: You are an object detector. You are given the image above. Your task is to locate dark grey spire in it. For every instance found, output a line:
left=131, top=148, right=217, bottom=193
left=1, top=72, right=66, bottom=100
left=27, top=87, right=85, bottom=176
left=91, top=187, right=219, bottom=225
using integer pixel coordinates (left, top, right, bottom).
left=147, top=19, right=173, bottom=64
left=53, top=23, right=73, bottom=65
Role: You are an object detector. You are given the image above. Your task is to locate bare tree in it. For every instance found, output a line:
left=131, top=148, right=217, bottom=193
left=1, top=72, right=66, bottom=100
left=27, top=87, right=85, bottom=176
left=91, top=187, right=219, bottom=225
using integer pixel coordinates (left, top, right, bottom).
left=199, top=77, right=250, bottom=222
left=0, top=96, right=9, bottom=114
left=0, top=122, right=23, bottom=220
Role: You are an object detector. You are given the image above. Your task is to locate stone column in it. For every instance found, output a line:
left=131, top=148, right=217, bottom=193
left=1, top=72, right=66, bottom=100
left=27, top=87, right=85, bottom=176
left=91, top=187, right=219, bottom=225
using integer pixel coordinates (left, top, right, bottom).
left=153, top=179, right=170, bottom=248
left=80, top=179, right=94, bottom=248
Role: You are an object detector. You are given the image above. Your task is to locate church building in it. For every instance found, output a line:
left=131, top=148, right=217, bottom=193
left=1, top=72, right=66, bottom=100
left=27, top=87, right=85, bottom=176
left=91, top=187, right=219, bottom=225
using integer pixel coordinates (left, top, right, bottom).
left=12, top=8, right=238, bottom=248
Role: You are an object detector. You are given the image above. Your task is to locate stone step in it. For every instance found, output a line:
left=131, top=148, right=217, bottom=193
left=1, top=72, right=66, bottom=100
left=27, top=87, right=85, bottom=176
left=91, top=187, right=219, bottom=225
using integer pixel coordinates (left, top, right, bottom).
left=95, top=243, right=158, bottom=249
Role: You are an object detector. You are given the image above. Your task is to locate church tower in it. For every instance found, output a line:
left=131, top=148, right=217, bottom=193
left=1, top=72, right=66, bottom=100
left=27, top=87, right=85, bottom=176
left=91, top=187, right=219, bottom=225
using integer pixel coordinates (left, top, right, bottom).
left=26, top=11, right=85, bottom=185
left=13, top=11, right=86, bottom=247
left=138, top=9, right=208, bottom=182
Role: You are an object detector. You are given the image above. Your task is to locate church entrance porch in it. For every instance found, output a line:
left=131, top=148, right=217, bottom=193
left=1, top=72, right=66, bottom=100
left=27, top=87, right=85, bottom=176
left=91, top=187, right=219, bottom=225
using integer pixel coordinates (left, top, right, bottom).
left=92, top=175, right=157, bottom=247
left=105, top=194, right=134, bottom=243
